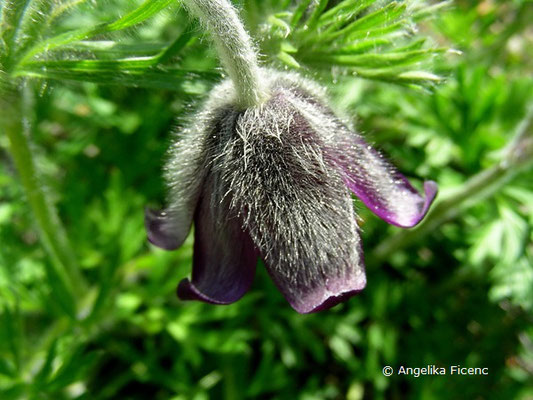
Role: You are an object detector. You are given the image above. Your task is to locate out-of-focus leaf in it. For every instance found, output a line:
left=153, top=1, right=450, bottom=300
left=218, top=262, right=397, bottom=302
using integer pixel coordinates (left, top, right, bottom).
left=262, top=0, right=447, bottom=86
left=42, top=259, right=77, bottom=319
left=33, top=340, right=58, bottom=386
left=490, top=257, right=533, bottom=311
left=21, top=57, right=160, bottom=71
left=14, top=25, right=212, bottom=91
left=412, top=0, right=452, bottom=22
left=329, top=335, right=354, bottom=362
left=156, top=26, right=196, bottom=64
left=0, top=0, right=30, bottom=59
left=17, top=0, right=174, bottom=64
left=305, top=0, right=329, bottom=29
left=248, top=341, right=288, bottom=397
left=277, top=51, right=300, bottom=68
left=105, top=0, right=173, bottom=32
left=59, top=41, right=172, bottom=55
left=0, top=383, right=26, bottom=399
left=48, top=0, right=91, bottom=25
left=318, top=0, right=377, bottom=28
left=290, top=0, right=312, bottom=26
left=8, top=0, right=55, bottom=61
left=47, top=345, right=100, bottom=391
left=469, top=220, right=504, bottom=265
left=305, top=48, right=445, bottom=68
left=318, top=38, right=392, bottom=55
left=1, top=304, right=22, bottom=372
left=352, top=68, right=443, bottom=85
left=323, top=2, right=407, bottom=43
left=0, top=356, right=16, bottom=378
left=15, top=62, right=218, bottom=92
left=499, top=206, right=528, bottom=265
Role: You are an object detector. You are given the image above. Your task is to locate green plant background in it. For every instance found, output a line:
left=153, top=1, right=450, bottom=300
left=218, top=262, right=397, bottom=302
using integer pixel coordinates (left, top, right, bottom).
left=0, top=0, right=532, bottom=399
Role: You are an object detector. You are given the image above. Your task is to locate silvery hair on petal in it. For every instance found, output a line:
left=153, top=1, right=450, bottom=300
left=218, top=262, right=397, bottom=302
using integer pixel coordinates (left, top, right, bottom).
left=146, top=0, right=437, bottom=313
left=160, top=70, right=367, bottom=312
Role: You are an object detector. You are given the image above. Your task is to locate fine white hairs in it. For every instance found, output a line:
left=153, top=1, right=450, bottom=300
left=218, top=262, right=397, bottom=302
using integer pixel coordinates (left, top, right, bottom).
left=181, top=0, right=269, bottom=108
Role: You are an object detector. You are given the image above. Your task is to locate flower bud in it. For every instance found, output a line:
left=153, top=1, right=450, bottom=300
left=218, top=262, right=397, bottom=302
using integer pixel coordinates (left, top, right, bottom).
left=146, top=69, right=437, bottom=313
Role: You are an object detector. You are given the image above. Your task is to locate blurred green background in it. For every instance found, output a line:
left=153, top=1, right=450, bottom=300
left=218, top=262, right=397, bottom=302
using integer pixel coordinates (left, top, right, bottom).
left=0, top=0, right=532, bottom=399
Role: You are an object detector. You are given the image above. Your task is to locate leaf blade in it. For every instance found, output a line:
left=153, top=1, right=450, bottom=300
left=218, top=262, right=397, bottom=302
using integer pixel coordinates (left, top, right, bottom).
left=17, top=0, right=175, bottom=65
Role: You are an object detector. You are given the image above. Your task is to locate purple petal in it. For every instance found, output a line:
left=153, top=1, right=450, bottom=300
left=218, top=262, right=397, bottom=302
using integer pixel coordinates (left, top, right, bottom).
left=262, top=235, right=367, bottom=314
left=211, top=89, right=367, bottom=313
left=254, top=186, right=367, bottom=314
left=255, top=188, right=367, bottom=314
left=145, top=208, right=191, bottom=250
left=145, top=117, right=209, bottom=249
left=330, top=134, right=437, bottom=228
left=177, top=192, right=258, bottom=304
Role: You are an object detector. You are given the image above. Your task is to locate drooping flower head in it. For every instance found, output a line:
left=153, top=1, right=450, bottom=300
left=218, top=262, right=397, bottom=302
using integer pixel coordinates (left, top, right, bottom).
left=146, top=70, right=437, bottom=313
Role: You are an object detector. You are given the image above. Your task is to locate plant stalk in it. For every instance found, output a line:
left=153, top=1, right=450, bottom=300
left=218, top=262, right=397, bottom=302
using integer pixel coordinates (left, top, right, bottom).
left=180, top=0, right=268, bottom=108
left=1, top=78, right=87, bottom=301
left=372, top=105, right=533, bottom=261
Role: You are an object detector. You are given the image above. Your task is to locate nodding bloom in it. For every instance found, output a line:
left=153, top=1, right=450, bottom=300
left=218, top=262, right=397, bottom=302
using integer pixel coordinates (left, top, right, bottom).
left=145, top=70, right=437, bottom=313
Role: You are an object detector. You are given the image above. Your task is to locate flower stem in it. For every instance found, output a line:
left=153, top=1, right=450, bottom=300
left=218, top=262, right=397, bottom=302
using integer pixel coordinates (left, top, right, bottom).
left=1, top=79, right=87, bottom=301
left=181, top=0, right=268, bottom=108
left=372, top=105, right=533, bottom=261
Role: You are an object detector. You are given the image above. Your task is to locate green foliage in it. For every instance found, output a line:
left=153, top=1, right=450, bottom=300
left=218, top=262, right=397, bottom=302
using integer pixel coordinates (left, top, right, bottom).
left=2, top=0, right=217, bottom=92
left=255, top=0, right=448, bottom=85
left=0, top=0, right=532, bottom=399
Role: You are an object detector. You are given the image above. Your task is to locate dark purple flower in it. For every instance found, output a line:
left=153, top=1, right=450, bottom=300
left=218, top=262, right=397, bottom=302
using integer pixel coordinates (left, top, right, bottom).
left=145, top=70, right=437, bottom=314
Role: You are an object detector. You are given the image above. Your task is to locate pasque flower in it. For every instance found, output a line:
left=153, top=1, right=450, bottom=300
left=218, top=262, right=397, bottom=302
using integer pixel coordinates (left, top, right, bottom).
left=145, top=0, right=437, bottom=313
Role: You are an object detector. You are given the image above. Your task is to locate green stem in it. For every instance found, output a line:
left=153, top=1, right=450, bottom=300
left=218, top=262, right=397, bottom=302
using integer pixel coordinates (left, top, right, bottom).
left=372, top=106, right=533, bottom=261
left=181, top=0, right=268, bottom=108
left=221, top=355, right=242, bottom=400
left=1, top=78, right=87, bottom=301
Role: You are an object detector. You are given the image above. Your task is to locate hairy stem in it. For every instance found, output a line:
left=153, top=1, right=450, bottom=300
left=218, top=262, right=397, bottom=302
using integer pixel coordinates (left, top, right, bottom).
left=181, top=0, right=268, bottom=108
left=1, top=78, right=87, bottom=301
left=372, top=106, right=533, bottom=260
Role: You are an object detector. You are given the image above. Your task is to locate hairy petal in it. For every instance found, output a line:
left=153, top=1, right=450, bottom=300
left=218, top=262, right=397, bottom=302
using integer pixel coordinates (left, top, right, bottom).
left=152, top=70, right=437, bottom=312
left=333, top=134, right=437, bottom=227
left=281, top=74, right=437, bottom=228
left=177, top=174, right=258, bottom=304
left=146, top=88, right=238, bottom=250
left=145, top=208, right=191, bottom=250
left=216, top=87, right=366, bottom=313
left=261, top=195, right=367, bottom=314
